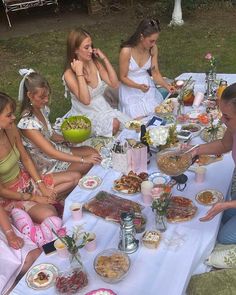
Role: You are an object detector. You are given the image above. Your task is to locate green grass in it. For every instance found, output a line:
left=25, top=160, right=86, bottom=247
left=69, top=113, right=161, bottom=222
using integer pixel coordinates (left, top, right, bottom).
left=0, top=5, right=236, bottom=122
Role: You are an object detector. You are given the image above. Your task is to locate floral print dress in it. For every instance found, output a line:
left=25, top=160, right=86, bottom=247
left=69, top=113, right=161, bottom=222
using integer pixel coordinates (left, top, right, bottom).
left=18, top=106, right=71, bottom=174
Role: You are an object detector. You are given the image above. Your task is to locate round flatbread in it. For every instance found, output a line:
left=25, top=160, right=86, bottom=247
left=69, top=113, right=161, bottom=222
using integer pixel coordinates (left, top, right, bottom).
left=167, top=196, right=197, bottom=223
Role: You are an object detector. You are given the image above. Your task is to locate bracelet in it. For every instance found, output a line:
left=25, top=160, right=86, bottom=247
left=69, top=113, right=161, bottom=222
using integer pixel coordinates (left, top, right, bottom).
left=5, top=229, right=14, bottom=235
left=35, top=179, right=43, bottom=185
left=80, top=156, right=84, bottom=164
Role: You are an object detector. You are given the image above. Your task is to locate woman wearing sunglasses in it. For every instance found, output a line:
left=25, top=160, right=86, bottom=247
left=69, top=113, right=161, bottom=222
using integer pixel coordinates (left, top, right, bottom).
left=119, top=19, right=175, bottom=119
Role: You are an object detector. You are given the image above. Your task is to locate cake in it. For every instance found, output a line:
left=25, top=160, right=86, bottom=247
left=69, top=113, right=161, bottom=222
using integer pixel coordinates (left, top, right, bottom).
left=142, top=230, right=161, bottom=249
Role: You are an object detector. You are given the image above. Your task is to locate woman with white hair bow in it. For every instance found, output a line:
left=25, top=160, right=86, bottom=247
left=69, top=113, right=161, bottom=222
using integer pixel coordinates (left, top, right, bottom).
left=17, top=69, right=101, bottom=176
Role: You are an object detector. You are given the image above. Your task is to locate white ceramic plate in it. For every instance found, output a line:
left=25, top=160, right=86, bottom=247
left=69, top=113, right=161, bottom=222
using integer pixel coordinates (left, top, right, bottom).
left=195, top=189, right=224, bottom=206
left=26, top=263, right=58, bottom=290
left=79, top=176, right=102, bottom=189
left=112, top=186, right=139, bottom=195
left=125, top=120, right=141, bottom=130
left=148, top=172, right=171, bottom=185
left=181, top=123, right=202, bottom=137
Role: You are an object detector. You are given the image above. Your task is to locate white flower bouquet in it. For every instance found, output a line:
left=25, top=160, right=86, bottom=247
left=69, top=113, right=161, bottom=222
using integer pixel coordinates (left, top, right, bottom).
left=144, top=125, right=178, bottom=150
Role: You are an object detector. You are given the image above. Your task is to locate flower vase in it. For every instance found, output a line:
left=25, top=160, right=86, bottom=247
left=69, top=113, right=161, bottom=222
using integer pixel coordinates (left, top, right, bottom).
left=69, top=248, right=82, bottom=268
left=155, top=211, right=167, bottom=232
left=177, top=99, right=184, bottom=116
left=209, top=68, right=217, bottom=82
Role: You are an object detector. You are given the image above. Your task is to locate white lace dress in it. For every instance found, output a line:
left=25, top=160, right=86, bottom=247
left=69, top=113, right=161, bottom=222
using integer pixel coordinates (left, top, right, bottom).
left=18, top=106, right=71, bottom=174
left=119, top=55, right=163, bottom=118
left=63, top=72, right=130, bottom=137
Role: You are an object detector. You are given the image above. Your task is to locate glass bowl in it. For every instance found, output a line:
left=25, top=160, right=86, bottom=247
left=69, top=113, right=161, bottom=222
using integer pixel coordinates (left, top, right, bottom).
left=61, top=115, right=91, bottom=143
left=94, top=249, right=130, bottom=283
left=156, top=148, right=192, bottom=176
left=54, top=266, right=88, bottom=294
left=200, top=125, right=226, bottom=143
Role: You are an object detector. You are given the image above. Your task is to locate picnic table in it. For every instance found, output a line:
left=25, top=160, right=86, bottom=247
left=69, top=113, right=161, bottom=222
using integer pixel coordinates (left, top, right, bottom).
left=11, top=73, right=236, bottom=295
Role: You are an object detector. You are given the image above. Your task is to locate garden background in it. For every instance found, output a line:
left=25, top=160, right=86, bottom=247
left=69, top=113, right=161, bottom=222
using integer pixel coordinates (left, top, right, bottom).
left=0, top=0, right=236, bottom=122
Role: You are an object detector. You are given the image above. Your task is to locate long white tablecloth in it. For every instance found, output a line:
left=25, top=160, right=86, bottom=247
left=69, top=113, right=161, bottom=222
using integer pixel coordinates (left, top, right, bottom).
left=11, top=73, right=236, bottom=295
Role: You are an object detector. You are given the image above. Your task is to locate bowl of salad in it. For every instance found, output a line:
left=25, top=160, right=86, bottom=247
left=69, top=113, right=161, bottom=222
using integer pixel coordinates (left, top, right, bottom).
left=61, top=116, right=91, bottom=143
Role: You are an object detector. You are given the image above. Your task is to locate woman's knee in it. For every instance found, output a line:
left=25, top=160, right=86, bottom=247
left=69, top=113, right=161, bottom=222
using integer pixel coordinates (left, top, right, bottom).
left=28, top=204, right=58, bottom=223
left=70, top=171, right=81, bottom=186
left=218, top=216, right=236, bottom=244
left=113, top=118, right=120, bottom=135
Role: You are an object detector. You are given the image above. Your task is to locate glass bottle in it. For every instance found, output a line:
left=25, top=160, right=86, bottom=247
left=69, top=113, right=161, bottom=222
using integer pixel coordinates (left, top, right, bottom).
left=216, top=80, right=227, bottom=100
left=140, top=124, right=152, bottom=163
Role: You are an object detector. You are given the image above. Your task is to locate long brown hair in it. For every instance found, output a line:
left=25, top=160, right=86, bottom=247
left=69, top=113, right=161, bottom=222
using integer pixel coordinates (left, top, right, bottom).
left=0, top=92, right=16, bottom=114
left=120, top=19, right=161, bottom=49
left=221, top=83, right=236, bottom=109
left=65, top=28, right=91, bottom=70
left=20, top=72, right=51, bottom=116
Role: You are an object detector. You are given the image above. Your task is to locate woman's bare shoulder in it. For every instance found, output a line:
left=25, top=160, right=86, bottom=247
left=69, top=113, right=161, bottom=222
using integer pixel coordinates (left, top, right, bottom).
left=120, top=47, right=132, bottom=57
left=64, top=68, right=75, bottom=80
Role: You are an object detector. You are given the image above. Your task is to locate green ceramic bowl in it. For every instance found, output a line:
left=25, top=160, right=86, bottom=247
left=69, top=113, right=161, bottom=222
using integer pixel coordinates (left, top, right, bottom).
left=61, top=115, right=91, bottom=143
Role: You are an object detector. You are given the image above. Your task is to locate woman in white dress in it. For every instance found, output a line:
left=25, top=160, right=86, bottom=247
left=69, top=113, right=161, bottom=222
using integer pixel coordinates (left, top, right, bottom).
left=63, top=28, right=130, bottom=137
left=0, top=205, right=40, bottom=295
left=119, top=19, right=175, bottom=118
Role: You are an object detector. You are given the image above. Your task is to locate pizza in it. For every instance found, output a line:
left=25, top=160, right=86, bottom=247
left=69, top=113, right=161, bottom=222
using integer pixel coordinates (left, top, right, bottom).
left=167, top=196, right=197, bottom=223
left=84, top=191, right=143, bottom=223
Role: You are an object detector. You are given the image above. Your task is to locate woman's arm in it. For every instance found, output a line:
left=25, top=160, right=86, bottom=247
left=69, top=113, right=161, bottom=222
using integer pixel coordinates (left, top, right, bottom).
left=150, top=45, right=175, bottom=93
left=0, top=205, right=24, bottom=249
left=194, top=128, right=233, bottom=156
left=119, top=47, right=149, bottom=92
left=64, top=60, right=91, bottom=105
left=93, top=48, right=119, bottom=88
left=21, top=129, right=85, bottom=164
left=200, top=200, right=236, bottom=221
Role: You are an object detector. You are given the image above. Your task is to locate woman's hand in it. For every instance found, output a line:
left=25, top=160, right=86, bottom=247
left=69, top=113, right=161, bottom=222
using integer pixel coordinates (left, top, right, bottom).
left=92, top=48, right=106, bottom=60
left=199, top=202, right=226, bottom=222
left=33, top=193, right=57, bottom=205
left=83, top=153, right=102, bottom=165
left=166, top=84, right=176, bottom=94
left=139, top=84, right=150, bottom=93
left=39, top=186, right=57, bottom=200
left=71, top=58, right=84, bottom=75
left=7, top=231, right=24, bottom=249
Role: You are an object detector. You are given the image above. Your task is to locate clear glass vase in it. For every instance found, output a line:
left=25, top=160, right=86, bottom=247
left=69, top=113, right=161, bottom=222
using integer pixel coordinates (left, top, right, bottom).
left=69, top=248, right=83, bottom=268
left=155, top=211, right=167, bottom=232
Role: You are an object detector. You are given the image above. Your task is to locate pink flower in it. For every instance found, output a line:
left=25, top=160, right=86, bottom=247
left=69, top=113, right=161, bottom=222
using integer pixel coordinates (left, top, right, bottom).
left=57, top=227, right=67, bottom=237
left=205, top=53, right=212, bottom=60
